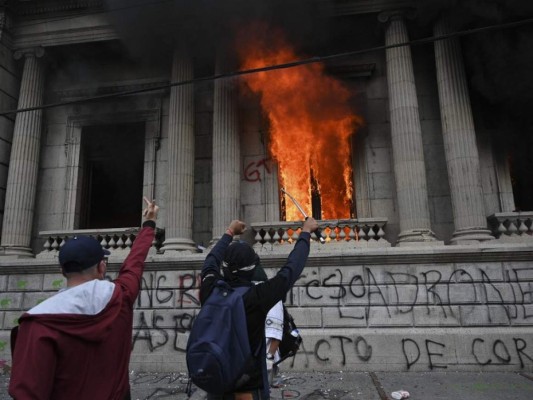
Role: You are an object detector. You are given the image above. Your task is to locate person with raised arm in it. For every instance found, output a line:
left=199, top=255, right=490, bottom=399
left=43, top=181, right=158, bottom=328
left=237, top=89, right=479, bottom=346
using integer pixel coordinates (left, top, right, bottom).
left=9, top=197, right=159, bottom=400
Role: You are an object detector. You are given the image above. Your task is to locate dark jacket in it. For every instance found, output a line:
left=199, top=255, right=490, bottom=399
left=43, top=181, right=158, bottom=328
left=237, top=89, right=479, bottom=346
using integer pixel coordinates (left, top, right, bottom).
left=200, top=232, right=311, bottom=397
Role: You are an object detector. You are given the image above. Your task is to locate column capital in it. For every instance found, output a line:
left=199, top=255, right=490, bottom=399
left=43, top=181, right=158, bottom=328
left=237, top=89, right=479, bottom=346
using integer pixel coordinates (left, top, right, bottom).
left=378, top=8, right=416, bottom=24
left=14, top=46, right=45, bottom=60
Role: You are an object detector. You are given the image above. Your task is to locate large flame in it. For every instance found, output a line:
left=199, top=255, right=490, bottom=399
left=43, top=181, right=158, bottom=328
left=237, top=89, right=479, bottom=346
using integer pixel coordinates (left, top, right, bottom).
left=237, top=24, right=362, bottom=220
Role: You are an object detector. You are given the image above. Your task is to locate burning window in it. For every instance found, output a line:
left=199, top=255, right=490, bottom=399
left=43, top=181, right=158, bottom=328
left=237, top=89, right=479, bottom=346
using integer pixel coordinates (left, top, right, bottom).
left=237, top=24, right=362, bottom=221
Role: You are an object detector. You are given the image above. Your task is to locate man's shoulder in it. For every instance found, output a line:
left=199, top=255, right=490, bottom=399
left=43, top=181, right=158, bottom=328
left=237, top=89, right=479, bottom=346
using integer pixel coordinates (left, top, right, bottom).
left=28, top=280, right=115, bottom=315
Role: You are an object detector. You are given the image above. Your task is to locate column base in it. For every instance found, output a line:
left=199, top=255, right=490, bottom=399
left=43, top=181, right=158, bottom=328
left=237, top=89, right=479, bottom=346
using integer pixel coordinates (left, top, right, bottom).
left=450, top=228, right=494, bottom=245
left=396, top=229, right=442, bottom=247
left=0, top=245, right=35, bottom=258
left=160, top=237, right=199, bottom=253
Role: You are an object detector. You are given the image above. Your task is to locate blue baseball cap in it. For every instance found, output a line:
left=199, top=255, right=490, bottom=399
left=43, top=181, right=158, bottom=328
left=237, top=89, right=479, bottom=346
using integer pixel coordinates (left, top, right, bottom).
left=59, top=236, right=110, bottom=271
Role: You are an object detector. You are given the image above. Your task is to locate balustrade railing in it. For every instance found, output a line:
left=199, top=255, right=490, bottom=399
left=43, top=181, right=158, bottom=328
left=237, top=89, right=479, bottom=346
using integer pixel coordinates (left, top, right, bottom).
left=38, top=227, right=165, bottom=258
left=251, top=218, right=389, bottom=252
left=488, top=212, right=533, bottom=242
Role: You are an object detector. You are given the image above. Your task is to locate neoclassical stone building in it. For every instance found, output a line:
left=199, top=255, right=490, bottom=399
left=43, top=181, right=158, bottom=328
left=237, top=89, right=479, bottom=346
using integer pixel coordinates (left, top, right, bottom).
left=0, top=0, right=531, bottom=373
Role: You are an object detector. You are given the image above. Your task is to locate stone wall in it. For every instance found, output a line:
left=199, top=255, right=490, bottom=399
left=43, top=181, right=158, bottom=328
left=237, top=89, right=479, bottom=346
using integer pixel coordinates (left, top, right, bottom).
left=1, top=243, right=532, bottom=374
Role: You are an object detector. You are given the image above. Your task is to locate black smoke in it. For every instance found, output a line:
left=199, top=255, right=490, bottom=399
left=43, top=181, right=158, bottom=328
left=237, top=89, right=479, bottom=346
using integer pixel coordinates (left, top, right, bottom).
left=103, top=0, right=326, bottom=59
left=417, top=0, right=533, bottom=127
left=103, top=0, right=533, bottom=208
left=417, top=0, right=533, bottom=209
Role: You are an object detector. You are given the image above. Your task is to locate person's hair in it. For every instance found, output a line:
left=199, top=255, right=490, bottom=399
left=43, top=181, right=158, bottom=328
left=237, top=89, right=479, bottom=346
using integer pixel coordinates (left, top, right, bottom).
left=62, top=262, right=99, bottom=275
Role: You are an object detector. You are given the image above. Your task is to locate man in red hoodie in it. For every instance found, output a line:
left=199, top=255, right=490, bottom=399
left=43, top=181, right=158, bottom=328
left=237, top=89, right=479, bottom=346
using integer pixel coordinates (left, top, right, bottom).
left=9, top=197, right=159, bottom=400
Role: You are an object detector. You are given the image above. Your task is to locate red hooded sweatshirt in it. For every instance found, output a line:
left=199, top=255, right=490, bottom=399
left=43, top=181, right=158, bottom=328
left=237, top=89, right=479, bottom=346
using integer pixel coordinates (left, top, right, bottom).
left=9, top=222, right=155, bottom=400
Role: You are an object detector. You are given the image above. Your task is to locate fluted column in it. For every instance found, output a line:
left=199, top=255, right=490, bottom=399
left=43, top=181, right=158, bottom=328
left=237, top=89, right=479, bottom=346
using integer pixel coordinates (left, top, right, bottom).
left=264, top=161, right=280, bottom=221
left=212, top=52, right=240, bottom=240
left=379, top=11, right=437, bottom=245
left=434, top=17, right=493, bottom=244
left=161, top=47, right=197, bottom=252
left=1, top=47, right=45, bottom=256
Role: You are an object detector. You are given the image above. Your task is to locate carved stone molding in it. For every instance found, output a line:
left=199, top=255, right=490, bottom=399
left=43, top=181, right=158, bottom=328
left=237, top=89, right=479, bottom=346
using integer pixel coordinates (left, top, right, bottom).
left=318, top=0, right=416, bottom=17
left=14, top=0, right=104, bottom=16
left=13, top=45, right=45, bottom=60
left=54, top=78, right=169, bottom=100
left=377, top=8, right=416, bottom=24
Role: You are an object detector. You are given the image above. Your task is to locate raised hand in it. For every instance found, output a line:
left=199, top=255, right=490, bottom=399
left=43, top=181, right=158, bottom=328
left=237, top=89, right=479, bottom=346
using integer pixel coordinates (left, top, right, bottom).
left=142, top=197, right=159, bottom=221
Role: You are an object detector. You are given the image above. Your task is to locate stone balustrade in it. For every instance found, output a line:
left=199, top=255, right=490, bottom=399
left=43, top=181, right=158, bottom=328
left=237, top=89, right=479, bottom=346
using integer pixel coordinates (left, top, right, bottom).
left=38, top=227, right=165, bottom=258
left=251, top=218, right=390, bottom=253
left=488, top=212, right=533, bottom=242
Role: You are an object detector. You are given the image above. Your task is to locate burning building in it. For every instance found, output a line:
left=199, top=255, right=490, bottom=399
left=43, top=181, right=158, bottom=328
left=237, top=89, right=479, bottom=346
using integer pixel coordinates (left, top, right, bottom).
left=0, top=0, right=532, bottom=374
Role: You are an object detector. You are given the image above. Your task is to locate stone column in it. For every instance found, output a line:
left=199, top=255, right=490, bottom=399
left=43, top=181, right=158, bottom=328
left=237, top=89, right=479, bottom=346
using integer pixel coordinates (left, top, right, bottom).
left=161, top=47, right=197, bottom=252
left=212, top=52, right=240, bottom=240
left=264, top=161, right=280, bottom=221
left=379, top=11, right=437, bottom=245
left=0, top=8, right=16, bottom=238
left=434, top=18, right=493, bottom=244
left=1, top=47, right=45, bottom=256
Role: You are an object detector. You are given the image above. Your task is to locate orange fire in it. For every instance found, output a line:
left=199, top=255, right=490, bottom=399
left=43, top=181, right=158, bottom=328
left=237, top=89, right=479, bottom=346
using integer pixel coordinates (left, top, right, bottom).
left=237, top=24, right=362, bottom=220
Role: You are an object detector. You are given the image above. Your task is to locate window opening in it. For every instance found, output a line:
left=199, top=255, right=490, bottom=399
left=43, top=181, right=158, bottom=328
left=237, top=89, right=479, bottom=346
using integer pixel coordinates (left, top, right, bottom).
left=79, top=123, right=145, bottom=229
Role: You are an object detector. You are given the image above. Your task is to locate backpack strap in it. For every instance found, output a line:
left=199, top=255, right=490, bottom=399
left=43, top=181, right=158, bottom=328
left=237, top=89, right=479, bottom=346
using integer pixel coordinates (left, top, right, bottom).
left=216, top=281, right=265, bottom=359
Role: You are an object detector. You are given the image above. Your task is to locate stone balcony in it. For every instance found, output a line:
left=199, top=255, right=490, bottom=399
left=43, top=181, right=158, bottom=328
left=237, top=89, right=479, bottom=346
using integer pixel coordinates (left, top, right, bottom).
left=251, top=218, right=390, bottom=254
left=35, top=213, right=533, bottom=261
left=38, top=227, right=165, bottom=260
left=488, top=212, right=533, bottom=243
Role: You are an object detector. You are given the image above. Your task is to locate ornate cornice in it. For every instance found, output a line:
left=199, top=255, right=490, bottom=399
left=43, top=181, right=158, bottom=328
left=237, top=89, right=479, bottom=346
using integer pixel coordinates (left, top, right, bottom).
left=13, top=0, right=103, bottom=16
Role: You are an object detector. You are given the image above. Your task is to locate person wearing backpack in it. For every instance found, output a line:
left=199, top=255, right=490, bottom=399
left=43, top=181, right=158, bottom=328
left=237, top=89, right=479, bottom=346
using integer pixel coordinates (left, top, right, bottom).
left=195, top=217, right=318, bottom=399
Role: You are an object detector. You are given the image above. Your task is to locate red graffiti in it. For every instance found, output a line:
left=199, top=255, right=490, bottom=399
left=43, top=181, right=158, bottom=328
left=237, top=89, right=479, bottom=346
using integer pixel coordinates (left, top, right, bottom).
left=244, top=158, right=272, bottom=182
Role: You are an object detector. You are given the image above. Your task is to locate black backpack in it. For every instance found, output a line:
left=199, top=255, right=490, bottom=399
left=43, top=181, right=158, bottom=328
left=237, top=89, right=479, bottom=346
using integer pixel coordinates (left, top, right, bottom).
left=276, top=306, right=303, bottom=364
left=186, top=280, right=256, bottom=394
